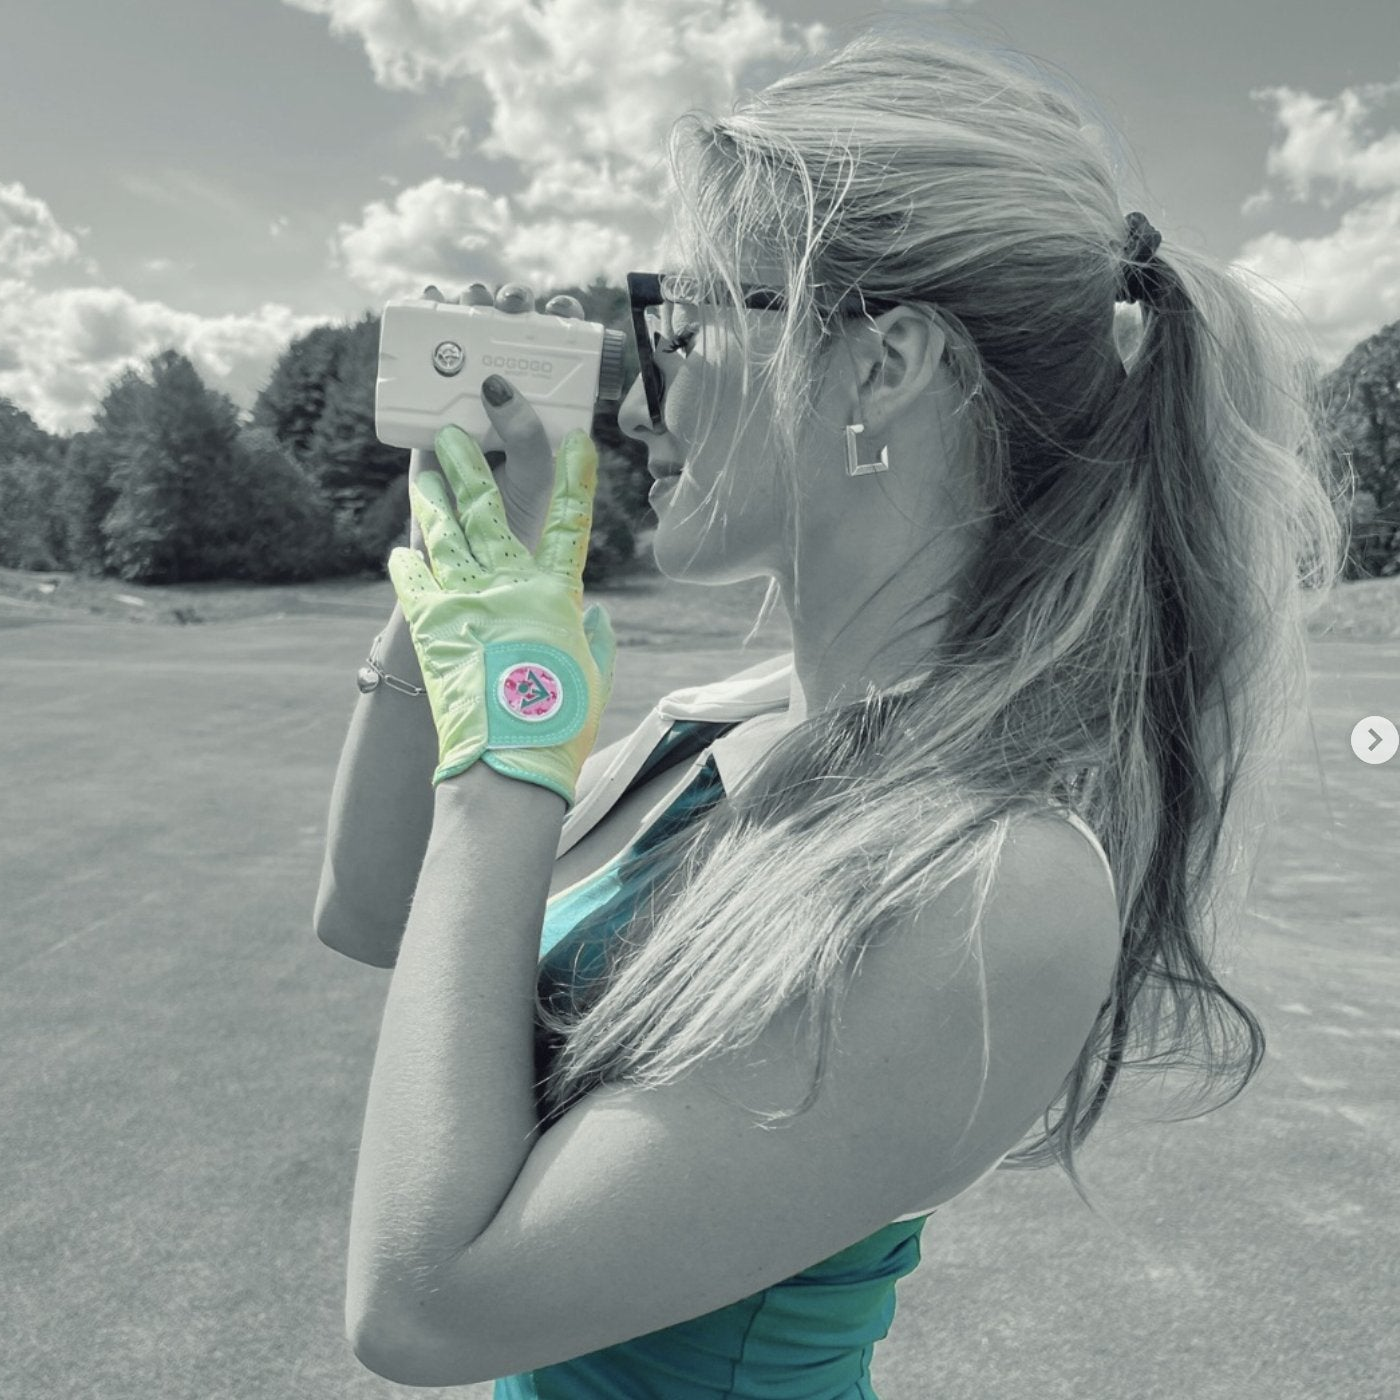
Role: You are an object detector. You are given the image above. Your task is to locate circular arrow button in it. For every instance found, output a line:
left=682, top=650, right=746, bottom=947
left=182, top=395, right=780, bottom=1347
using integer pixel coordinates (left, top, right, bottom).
left=1351, top=715, right=1398, bottom=765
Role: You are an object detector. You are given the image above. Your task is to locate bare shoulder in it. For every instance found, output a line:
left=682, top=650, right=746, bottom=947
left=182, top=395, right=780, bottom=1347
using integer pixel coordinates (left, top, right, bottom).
left=693, top=805, right=1120, bottom=1204
left=803, top=807, right=1120, bottom=1191
left=920, top=809, right=1119, bottom=1152
left=1004, top=809, right=1120, bottom=979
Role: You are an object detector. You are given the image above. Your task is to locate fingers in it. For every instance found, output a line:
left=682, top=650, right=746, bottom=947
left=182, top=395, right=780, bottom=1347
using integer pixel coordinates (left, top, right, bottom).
left=432, top=425, right=532, bottom=576
left=386, top=544, right=442, bottom=608
left=494, top=282, right=533, bottom=313
left=533, top=430, right=597, bottom=588
left=408, top=470, right=480, bottom=584
left=422, top=281, right=585, bottom=317
left=545, top=294, right=586, bottom=319
left=479, top=370, right=552, bottom=469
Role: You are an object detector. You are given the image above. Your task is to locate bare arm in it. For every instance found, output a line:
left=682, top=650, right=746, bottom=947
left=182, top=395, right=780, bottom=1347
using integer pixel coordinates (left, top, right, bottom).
left=313, top=603, right=440, bottom=967
left=314, top=277, right=596, bottom=967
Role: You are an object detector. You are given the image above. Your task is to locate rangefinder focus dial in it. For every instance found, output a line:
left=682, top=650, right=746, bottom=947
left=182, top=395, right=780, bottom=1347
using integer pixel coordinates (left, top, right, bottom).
left=431, top=341, right=465, bottom=376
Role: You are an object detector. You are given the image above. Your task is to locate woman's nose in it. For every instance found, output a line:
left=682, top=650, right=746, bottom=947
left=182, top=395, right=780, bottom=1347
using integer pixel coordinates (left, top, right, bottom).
left=616, top=370, right=658, bottom=445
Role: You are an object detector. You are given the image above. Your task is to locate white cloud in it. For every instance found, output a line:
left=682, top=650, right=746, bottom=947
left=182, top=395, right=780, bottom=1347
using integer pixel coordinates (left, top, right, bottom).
left=269, top=215, right=291, bottom=237
left=497, top=216, right=641, bottom=290
left=426, top=124, right=474, bottom=160
left=0, top=181, right=91, bottom=277
left=329, top=173, right=643, bottom=294
left=0, top=175, right=319, bottom=435
left=285, top=0, right=832, bottom=291
left=1235, top=190, right=1400, bottom=369
left=0, top=276, right=329, bottom=436
left=331, top=176, right=514, bottom=296
left=1246, top=76, right=1400, bottom=208
left=1239, top=73, right=1400, bottom=369
left=513, top=155, right=657, bottom=218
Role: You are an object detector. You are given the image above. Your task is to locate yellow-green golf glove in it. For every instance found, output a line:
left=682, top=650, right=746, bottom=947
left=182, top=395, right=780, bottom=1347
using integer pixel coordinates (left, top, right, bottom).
left=386, top=424, right=617, bottom=807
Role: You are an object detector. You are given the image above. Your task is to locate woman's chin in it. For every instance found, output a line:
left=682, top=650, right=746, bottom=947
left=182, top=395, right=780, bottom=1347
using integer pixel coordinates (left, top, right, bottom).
left=649, top=519, right=719, bottom=580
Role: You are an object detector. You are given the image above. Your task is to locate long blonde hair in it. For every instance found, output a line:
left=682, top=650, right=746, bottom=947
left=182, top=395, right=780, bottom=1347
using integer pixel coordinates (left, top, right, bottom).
left=533, top=21, right=1349, bottom=1213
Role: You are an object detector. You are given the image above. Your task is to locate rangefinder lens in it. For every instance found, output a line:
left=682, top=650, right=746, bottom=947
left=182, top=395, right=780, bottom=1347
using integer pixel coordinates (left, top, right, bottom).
left=432, top=340, right=465, bottom=376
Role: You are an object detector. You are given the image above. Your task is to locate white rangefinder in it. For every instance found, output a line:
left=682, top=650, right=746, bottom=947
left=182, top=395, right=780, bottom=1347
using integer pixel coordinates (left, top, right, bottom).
left=375, top=294, right=629, bottom=454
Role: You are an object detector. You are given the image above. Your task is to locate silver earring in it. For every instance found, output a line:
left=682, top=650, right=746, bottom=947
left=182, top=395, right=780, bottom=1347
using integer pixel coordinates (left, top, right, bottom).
left=844, top=421, right=890, bottom=476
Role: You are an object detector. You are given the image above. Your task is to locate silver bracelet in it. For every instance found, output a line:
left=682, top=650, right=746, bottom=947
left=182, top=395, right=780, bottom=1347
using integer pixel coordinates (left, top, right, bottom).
left=356, top=630, right=427, bottom=697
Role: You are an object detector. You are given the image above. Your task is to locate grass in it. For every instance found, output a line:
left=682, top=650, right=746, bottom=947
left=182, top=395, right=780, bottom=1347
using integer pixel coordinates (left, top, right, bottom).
left=2, top=558, right=1397, bottom=645
left=0, top=557, right=794, bottom=651
left=2, top=561, right=1397, bottom=1399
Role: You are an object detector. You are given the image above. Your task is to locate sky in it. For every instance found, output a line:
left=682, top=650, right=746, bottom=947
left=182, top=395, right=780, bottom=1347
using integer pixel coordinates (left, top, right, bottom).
left=0, top=0, right=1397, bottom=436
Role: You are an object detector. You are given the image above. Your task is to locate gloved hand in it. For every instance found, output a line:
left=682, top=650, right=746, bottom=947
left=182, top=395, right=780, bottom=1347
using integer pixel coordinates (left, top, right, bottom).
left=387, top=423, right=617, bottom=807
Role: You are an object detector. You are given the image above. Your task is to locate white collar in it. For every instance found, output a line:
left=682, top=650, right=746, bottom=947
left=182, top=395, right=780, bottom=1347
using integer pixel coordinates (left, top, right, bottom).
left=560, top=649, right=937, bottom=858
left=707, top=707, right=795, bottom=791
left=651, top=650, right=798, bottom=793
left=559, top=651, right=795, bottom=858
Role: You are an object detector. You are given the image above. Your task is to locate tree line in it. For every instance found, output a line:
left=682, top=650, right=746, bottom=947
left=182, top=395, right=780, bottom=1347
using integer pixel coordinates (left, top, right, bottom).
left=0, top=278, right=648, bottom=587
left=0, top=288, right=1397, bottom=585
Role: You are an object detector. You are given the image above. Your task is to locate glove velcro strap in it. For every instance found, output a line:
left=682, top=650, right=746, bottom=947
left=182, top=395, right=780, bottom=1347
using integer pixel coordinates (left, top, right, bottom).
left=482, top=640, right=588, bottom=750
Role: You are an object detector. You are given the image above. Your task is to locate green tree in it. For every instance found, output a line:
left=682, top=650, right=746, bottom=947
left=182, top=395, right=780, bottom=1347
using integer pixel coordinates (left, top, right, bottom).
left=303, top=311, right=409, bottom=520
left=0, top=398, right=69, bottom=570
left=0, top=397, right=65, bottom=468
left=0, top=453, right=66, bottom=569
left=1319, top=320, right=1400, bottom=579
left=90, top=348, right=341, bottom=583
left=197, top=425, right=344, bottom=582
left=98, top=351, right=245, bottom=582
left=55, top=430, right=122, bottom=576
left=251, top=321, right=351, bottom=459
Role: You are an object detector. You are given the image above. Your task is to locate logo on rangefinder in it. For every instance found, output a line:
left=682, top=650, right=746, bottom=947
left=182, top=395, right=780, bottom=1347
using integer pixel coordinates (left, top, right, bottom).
left=432, top=341, right=465, bottom=376
left=498, top=663, right=563, bottom=721
left=482, top=353, right=554, bottom=374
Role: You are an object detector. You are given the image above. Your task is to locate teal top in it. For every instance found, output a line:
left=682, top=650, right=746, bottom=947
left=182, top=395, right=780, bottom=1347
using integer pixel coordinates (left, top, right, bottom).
left=493, top=720, right=931, bottom=1400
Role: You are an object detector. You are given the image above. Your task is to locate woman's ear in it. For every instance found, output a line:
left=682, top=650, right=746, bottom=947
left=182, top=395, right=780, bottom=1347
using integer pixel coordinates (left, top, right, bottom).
left=857, top=306, right=947, bottom=422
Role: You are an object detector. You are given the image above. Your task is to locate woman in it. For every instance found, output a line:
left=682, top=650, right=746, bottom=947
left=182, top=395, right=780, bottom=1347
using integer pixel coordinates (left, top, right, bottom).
left=316, top=24, right=1346, bottom=1397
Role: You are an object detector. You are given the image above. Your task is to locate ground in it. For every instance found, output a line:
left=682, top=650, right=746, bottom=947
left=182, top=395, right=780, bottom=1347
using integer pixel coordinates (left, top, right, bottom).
left=1, top=566, right=1395, bottom=1399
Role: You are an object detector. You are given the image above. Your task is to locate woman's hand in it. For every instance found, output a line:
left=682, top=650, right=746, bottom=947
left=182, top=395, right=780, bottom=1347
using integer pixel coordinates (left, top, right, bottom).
left=390, top=425, right=617, bottom=804
left=407, top=282, right=587, bottom=559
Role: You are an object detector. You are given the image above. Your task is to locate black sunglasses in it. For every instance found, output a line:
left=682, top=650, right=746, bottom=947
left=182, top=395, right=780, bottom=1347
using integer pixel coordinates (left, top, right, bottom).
left=625, top=271, right=904, bottom=433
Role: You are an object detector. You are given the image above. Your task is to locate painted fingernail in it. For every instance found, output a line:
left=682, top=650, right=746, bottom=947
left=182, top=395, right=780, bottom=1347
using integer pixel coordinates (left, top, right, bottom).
left=482, top=374, right=513, bottom=406
left=545, top=294, right=584, bottom=318
left=495, top=283, right=532, bottom=313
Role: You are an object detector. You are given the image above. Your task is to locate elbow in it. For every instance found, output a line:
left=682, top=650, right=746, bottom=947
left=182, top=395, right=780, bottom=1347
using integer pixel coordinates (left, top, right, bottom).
left=348, top=1312, right=486, bottom=1389
left=313, top=903, right=400, bottom=967
left=349, top=1330, right=402, bottom=1385
left=311, top=875, right=340, bottom=945
left=349, top=1327, right=418, bottom=1387
left=347, top=1294, right=413, bottom=1385
left=346, top=1262, right=492, bottom=1388
left=313, top=887, right=400, bottom=968
left=314, top=919, right=399, bottom=968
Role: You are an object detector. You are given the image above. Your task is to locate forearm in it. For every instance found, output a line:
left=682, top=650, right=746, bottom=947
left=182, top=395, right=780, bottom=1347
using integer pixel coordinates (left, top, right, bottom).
left=313, top=605, right=440, bottom=965
left=345, top=761, right=563, bottom=1324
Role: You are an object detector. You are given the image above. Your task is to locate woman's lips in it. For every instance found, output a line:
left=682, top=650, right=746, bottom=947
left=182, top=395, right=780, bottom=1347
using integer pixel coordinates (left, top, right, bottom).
left=647, top=460, right=684, bottom=481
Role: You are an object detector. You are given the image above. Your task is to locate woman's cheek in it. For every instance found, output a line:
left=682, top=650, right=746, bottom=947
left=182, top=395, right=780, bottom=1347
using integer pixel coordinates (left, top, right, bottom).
left=660, top=361, right=707, bottom=448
